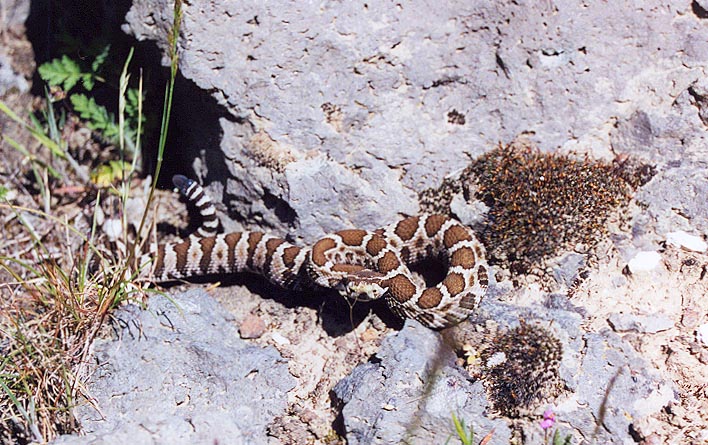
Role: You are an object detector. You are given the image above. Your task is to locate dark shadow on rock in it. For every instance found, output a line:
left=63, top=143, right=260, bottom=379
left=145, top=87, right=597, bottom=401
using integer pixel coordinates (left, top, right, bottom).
left=262, top=189, right=298, bottom=227
left=26, top=0, right=133, bottom=81
left=160, top=274, right=404, bottom=337
left=692, top=0, right=708, bottom=18
left=156, top=73, right=235, bottom=188
left=24, top=1, right=230, bottom=188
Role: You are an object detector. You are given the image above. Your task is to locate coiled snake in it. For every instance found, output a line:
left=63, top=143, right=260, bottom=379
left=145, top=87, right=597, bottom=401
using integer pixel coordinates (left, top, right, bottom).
left=153, top=175, right=489, bottom=329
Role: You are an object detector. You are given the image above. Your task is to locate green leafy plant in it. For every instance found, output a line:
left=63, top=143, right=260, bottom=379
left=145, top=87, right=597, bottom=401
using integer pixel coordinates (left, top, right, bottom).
left=91, top=159, right=130, bottom=187
left=70, top=94, right=119, bottom=140
left=552, top=429, right=573, bottom=445
left=38, top=45, right=143, bottom=155
left=36, top=47, right=107, bottom=92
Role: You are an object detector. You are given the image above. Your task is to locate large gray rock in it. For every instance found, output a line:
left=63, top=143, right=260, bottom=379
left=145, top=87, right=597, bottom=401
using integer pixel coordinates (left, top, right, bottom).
left=51, top=290, right=295, bottom=445
left=123, top=1, right=708, bottom=242
left=333, top=320, right=512, bottom=445
left=333, top=296, right=675, bottom=445
left=470, top=297, right=676, bottom=445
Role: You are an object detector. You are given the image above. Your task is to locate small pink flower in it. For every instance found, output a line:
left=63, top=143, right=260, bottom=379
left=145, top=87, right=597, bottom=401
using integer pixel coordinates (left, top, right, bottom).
left=540, top=408, right=556, bottom=430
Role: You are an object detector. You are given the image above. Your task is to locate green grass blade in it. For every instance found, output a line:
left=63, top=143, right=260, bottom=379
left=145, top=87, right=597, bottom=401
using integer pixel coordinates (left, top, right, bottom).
left=0, top=378, right=33, bottom=431
left=3, top=135, right=61, bottom=179
left=44, top=87, right=61, bottom=144
left=0, top=99, right=64, bottom=159
left=0, top=100, right=26, bottom=124
left=127, top=0, right=181, bottom=278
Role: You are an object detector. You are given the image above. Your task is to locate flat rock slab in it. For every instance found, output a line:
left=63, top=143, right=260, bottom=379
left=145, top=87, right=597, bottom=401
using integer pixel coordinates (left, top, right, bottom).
left=334, top=320, right=511, bottom=445
left=51, top=290, right=295, bottom=445
left=46, top=289, right=679, bottom=445
left=608, top=312, right=675, bottom=334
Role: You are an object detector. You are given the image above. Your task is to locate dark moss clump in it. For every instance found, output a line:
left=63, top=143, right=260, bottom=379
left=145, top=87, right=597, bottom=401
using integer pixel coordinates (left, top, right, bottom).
left=468, top=144, right=654, bottom=274
left=481, top=322, right=563, bottom=416
left=419, top=176, right=464, bottom=215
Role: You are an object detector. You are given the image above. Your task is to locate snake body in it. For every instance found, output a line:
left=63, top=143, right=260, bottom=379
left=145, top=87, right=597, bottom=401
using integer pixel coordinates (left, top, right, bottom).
left=154, top=175, right=489, bottom=329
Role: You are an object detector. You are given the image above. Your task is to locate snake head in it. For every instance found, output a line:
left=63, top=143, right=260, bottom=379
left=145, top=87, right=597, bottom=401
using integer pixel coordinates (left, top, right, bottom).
left=337, top=269, right=389, bottom=301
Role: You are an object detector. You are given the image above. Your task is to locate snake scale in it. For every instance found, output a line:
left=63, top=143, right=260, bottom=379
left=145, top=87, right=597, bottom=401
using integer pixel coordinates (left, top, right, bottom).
left=153, top=175, right=489, bottom=329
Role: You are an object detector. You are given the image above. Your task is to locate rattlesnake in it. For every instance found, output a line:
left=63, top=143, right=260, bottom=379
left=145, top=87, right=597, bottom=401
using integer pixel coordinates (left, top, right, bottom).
left=153, top=175, right=489, bottom=329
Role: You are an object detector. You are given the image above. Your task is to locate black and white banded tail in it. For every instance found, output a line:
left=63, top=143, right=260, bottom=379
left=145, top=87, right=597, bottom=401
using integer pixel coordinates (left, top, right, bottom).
left=172, top=175, right=219, bottom=238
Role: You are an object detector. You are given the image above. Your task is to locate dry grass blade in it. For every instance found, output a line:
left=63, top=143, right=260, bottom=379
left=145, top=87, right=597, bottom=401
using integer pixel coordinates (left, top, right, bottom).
left=479, top=429, right=495, bottom=445
left=0, top=186, right=146, bottom=444
left=0, top=251, right=106, bottom=443
left=0, top=3, right=179, bottom=442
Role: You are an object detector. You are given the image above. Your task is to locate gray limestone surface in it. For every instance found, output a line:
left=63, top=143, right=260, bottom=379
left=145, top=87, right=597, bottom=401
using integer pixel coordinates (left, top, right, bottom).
left=468, top=297, right=676, bottom=445
left=333, top=320, right=511, bottom=445
left=123, top=1, right=708, bottom=245
left=51, top=290, right=295, bottom=445
left=332, top=295, right=676, bottom=445
left=0, top=0, right=30, bottom=29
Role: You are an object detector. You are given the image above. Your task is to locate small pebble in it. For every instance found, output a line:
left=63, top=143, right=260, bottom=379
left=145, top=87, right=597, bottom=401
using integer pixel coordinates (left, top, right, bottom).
left=666, top=231, right=707, bottom=253
left=627, top=251, right=662, bottom=273
left=485, top=351, right=507, bottom=367
left=2, top=188, right=17, bottom=201
left=271, top=332, right=291, bottom=345
left=699, top=350, right=708, bottom=365
left=360, top=327, right=379, bottom=342
left=239, top=314, right=266, bottom=339
left=700, top=428, right=708, bottom=443
left=697, top=323, right=708, bottom=347
left=333, top=337, right=350, bottom=350
left=102, top=218, right=123, bottom=242
left=612, top=275, right=628, bottom=288
left=681, top=307, right=700, bottom=329
left=643, top=434, right=664, bottom=445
